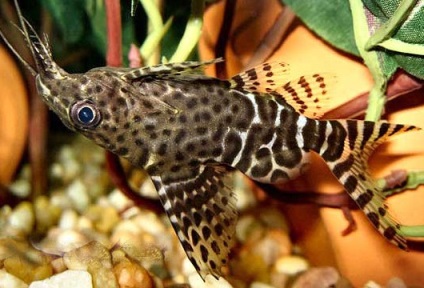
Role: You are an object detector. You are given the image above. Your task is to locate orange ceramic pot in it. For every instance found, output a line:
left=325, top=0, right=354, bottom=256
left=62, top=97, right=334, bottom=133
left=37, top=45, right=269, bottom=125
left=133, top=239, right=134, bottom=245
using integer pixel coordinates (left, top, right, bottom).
left=0, top=45, right=28, bottom=185
left=199, top=1, right=424, bottom=286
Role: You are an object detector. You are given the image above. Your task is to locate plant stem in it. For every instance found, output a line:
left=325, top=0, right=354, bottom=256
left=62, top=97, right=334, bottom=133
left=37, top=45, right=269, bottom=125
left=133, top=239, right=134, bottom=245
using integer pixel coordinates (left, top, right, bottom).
left=105, top=0, right=122, bottom=67
left=169, top=0, right=204, bottom=62
left=349, top=0, right=387, bottom=121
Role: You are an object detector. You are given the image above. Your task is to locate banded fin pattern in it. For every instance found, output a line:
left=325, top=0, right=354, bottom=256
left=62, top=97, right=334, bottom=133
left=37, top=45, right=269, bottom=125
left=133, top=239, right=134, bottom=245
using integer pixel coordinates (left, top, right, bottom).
left=151, top=165, right=237, bottom=279
left=273, top=74, right=333, bottom=118
left=121, top=58, right=223, bottom=81
left=230, top=62, right=290, bottom=92
left=319, top=120, right=419, bottom=249
left=229, top=62, right=334, bottom=118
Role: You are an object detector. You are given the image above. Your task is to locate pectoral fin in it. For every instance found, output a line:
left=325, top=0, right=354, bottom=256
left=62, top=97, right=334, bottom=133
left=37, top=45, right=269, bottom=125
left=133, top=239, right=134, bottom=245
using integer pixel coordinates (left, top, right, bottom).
left=150, top=165, right=237, bottom=279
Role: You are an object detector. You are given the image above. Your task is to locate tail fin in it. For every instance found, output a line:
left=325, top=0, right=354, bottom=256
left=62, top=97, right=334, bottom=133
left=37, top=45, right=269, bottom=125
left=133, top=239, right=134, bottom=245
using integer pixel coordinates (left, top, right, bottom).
left=318, top=119, right=418, bottom=249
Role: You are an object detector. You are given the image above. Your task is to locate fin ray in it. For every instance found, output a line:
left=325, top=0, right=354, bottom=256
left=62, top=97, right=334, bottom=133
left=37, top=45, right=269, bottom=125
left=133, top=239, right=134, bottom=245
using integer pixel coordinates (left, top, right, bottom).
left=230, top=62, right=335, bottom=118
left=321, top=120, right=419, bottom=249
left=151, top=165, right=237, bottom=279
left=121, top=58, right=223, bottom=81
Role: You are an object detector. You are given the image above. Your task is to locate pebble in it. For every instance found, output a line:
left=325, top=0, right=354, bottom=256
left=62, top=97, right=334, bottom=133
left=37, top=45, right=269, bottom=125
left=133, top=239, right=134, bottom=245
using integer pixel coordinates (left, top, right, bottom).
left=257, top=207, right=290, bottom=232
left=274, top=255, right=309, bottom=275
left=77, top=215, right=94, bottom=230
left=3, top=250, right=53, bottom=283
left=44, top=228, right=89, bottom=253
left=134, top=212, right=167, bottom=235
left=34, top=196, right=61, bottom=234
left=63, top=241, right=112, bottom=270
left=52, top=146, right=81, bottom=182
left=113, top=259, right=153, bottom=288
left=0, top=269, right=28, bottom=288
left=108, top=189, right=133, bottom=211
left=250, top=282, right=276, bottom=288
left=7, top=201, right=34, bottom=235
left=28, top=270, right=93, bottom=288
left=235, top=215, right=264, bottom=243
left=138, top=177, right=159, bottom=199
left=232, top=172, right=257, bottom=211
left=292, top=267, right=343, bottom=288
left=8, top=178, right=31, bottom=198
left=188, top=274, right=234, bottom=288
left=387, top=278, right=407, bottom=288
left=84, top=205, right=119, bottom=234
left=63, top=241, right=118, bottom=288
left=66, top=179, right=90, bottom=213
left=250, top=229, right=292, bottom=266
left=270, top=272, right=289, bottom=288
left=232, top=252, right=269, bottom=283
left=49, top=191, right=74, bottom=210
left=58, top=209, right=79, bottom=230
left=364, top=281, right=381, bottom=288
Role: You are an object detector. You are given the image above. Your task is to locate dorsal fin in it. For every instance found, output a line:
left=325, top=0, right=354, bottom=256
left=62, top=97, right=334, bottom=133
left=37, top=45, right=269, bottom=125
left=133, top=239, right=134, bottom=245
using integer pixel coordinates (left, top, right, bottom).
left=121, top=58, right=223, bottom=81
left=272, top=73, right=334, bottom=118
left=230, top=62, right=335, bottom=119
left=230, top=62, right=290, bottom=92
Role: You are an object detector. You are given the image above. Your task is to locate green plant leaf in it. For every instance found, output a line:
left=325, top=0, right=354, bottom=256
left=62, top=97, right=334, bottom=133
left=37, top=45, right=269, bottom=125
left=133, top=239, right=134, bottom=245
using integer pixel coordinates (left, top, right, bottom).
left=41, top=0, right=85, bottom=43
left=282, top=0, right=359, bottom=56
left=363, top=0, right=424, bottom=79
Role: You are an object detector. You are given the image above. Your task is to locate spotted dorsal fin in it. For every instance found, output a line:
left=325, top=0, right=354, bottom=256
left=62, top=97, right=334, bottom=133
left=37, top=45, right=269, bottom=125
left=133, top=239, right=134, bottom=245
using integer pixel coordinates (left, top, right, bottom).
left=230, top=62, right=334, bottom=118
left=121, top=58, right=223, bottom=81
left=271, top=74, right=333, bottom=118
left=150, top=165, right=237, bottom=279
left=230, top=62, right=290, bottom=92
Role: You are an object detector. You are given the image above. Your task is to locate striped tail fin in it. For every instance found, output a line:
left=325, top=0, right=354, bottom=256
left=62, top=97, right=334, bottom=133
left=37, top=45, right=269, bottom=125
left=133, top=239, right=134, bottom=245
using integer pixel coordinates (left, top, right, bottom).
left=316, top=119, right=418, bottom=249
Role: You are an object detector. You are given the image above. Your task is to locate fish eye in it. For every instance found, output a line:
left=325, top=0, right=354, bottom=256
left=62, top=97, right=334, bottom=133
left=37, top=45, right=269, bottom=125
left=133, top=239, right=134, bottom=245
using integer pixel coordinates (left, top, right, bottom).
left=70, top=100, right=101, bottom=128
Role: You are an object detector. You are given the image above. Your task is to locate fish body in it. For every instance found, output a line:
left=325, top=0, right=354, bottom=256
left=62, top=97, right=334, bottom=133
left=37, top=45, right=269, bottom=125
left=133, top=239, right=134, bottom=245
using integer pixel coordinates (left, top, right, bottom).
left=0, top=2, right=418, bottom=280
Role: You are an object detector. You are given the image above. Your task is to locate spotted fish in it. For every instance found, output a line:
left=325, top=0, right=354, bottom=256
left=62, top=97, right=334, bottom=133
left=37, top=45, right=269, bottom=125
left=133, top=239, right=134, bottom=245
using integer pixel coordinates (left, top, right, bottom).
left=1, top=2, right=419, bottom=280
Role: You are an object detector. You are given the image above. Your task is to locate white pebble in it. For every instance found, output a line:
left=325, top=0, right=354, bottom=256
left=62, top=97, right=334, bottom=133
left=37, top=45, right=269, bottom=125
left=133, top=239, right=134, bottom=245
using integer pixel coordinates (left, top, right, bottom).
left=8, top=179, right=31, bottom=198
left=387, top=278, right=407, bottom=288
left=50, top=163, right=64, bottom=179
left=8, top=202, right=34, bottom=235
left=66, top=180, right=90, bottom=212
left=59, top=210, right=79, bottom=230
left=274, top=256, right=309, bottom=275
left=232, top=172, right=256, bottom=211
left=250, top=282, right=276, bottom=288
left=235, top=215, right=260, bottom=243
left=139, top=178, right=159, bottom=199
left=50, top=192, right=73, bottom=210
left=108, top=189, right=132, bottom=211
left=182, top=256, right=197, bottom=276
left=134, top=212, right=166, bottom=235
left=29, top=270, right=92, bottom=288
left=55, top=229, right=89, bottom=252
left=364, top=282, right=382, bottom=288
left=188, top=273, right=233, bottom=288
left=77, top=216, right=93, bottom=230
left=57, top=146, right=81, bottom=180
left=0, top=269, right=28, bottom=288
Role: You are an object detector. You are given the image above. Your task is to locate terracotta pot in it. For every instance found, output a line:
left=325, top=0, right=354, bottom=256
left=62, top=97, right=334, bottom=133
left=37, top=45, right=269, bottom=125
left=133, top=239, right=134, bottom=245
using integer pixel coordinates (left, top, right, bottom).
left=0, top=45, right=28, bottom=185
left=199, top=1, right=424, bottom=286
